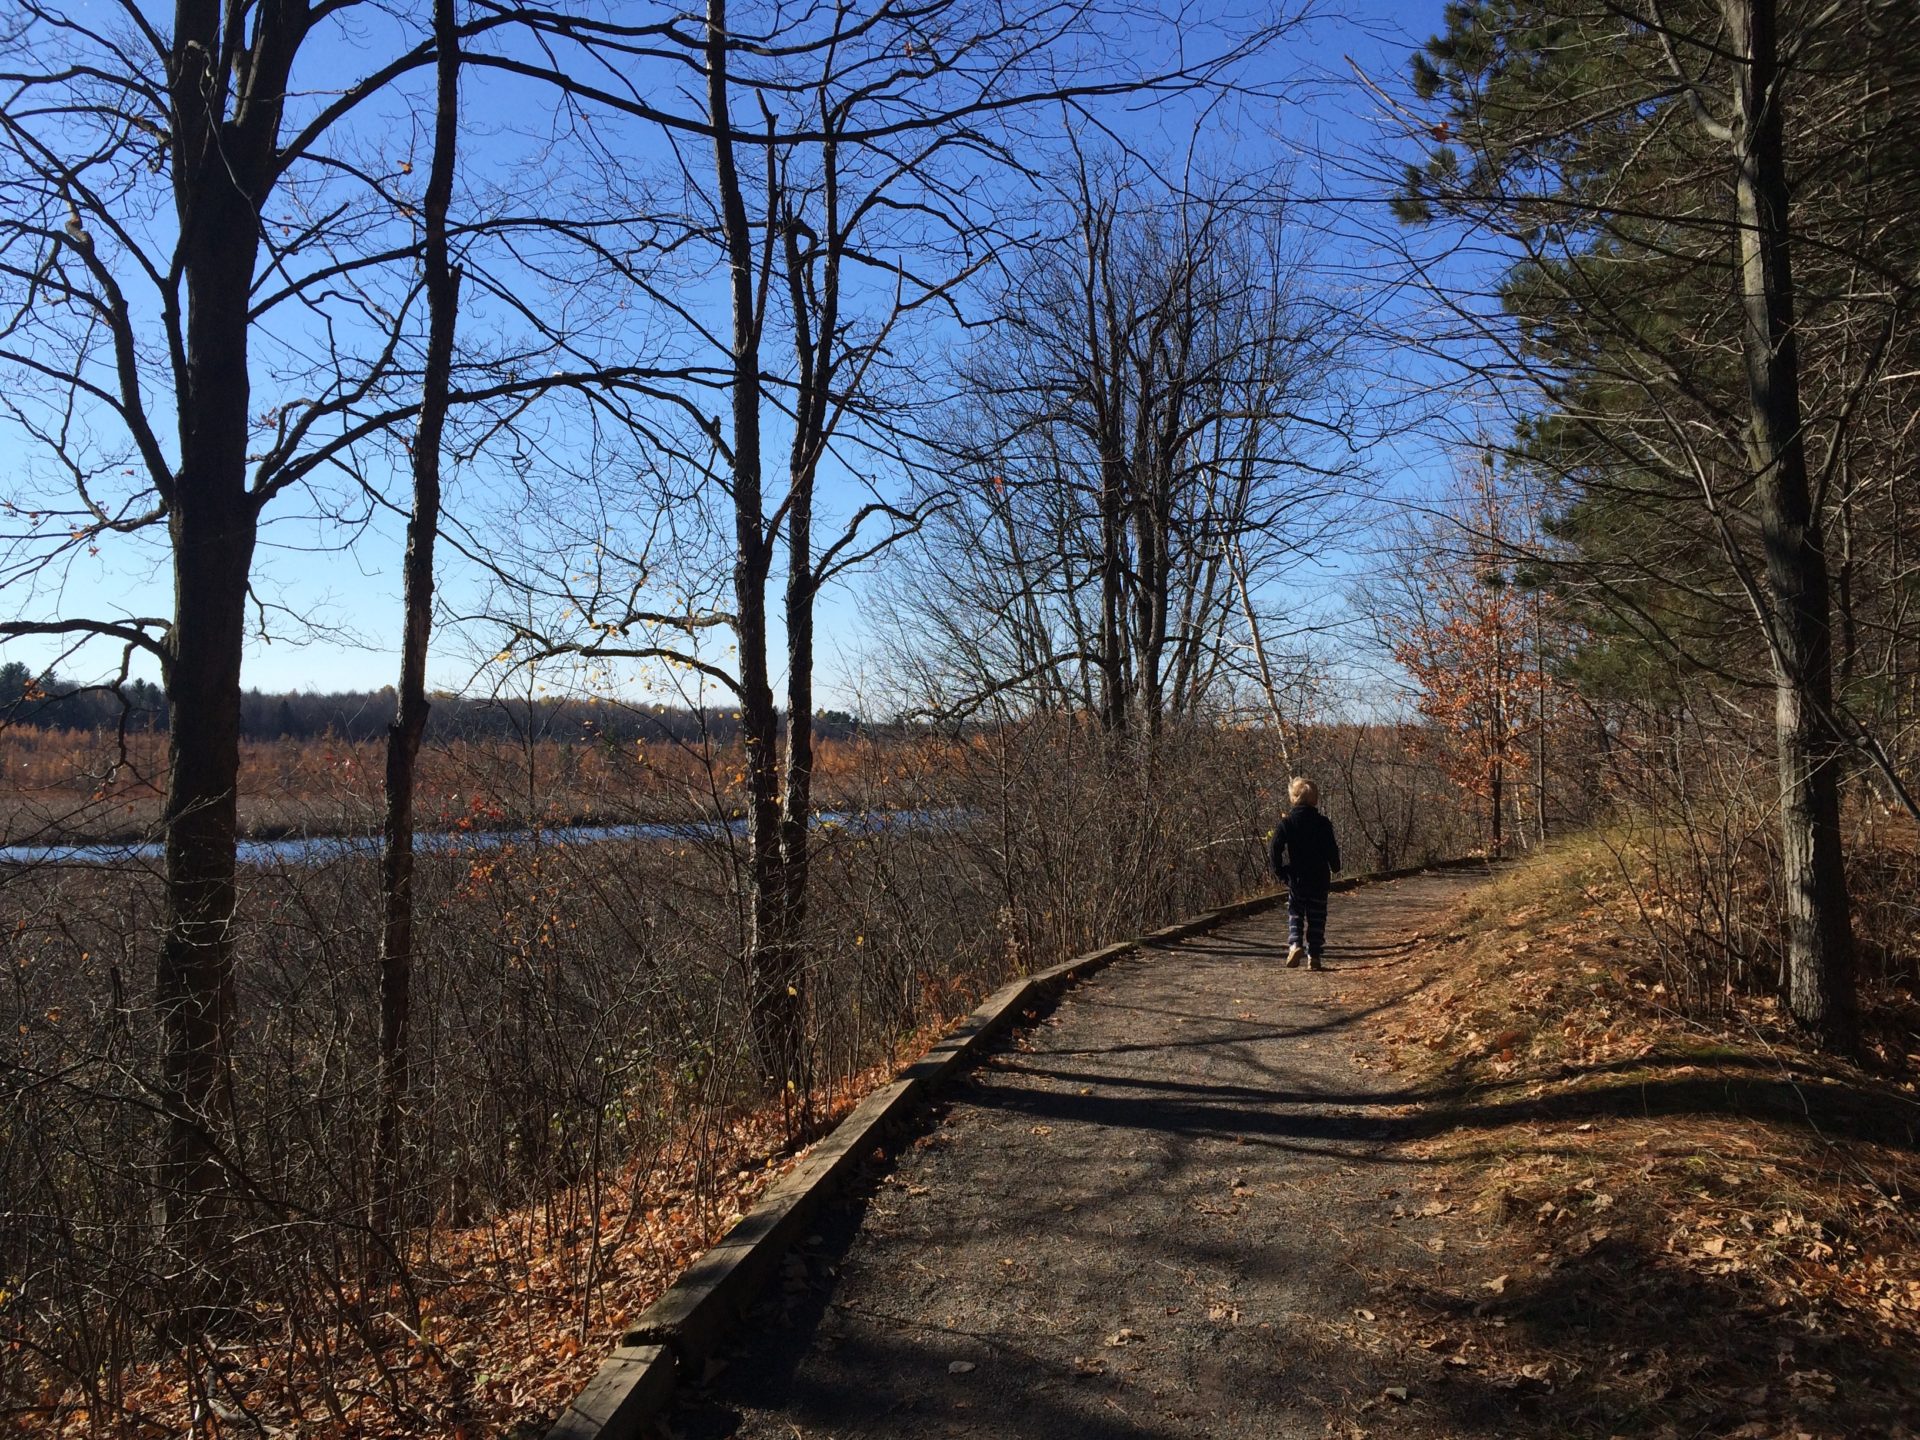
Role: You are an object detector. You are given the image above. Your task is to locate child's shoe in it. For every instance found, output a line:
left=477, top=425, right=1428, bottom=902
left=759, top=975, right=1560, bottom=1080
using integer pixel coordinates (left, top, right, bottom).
left=1285, top=945, right=1305, bottom=968
left=1307, top=955, right=1324, bottom=971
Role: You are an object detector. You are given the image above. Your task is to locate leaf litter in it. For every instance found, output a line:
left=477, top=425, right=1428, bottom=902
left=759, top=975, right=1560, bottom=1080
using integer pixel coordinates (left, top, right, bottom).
left=1352, top=840, right=1920, bottom=1439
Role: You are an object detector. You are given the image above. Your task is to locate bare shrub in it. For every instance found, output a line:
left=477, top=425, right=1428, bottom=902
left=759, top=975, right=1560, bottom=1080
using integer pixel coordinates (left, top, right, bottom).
left=6, top=711, right=1427, bottom=1434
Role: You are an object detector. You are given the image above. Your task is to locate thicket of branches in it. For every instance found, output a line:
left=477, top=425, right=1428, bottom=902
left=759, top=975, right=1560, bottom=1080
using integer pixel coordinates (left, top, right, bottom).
left=0, top=0, right=1472, bottom=1432
left=7, top=0, right=1912, bottom=1430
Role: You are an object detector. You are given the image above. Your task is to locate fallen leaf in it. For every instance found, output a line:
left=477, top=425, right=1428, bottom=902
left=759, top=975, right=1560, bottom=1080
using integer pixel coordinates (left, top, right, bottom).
left=1484, top=1274, right=1508, bottom=1294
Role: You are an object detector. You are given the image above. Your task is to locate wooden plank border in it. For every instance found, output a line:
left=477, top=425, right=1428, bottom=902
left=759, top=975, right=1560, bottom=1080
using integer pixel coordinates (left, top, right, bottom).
left=540, top=857, right=1487, bottom=1438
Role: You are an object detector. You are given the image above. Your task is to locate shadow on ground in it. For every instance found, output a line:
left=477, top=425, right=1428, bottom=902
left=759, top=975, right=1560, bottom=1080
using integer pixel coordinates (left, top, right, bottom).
left=668, top=876, right=1920, bottom=1439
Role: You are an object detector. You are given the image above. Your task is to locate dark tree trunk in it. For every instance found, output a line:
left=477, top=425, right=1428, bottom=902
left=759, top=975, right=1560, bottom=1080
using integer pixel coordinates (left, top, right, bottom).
left=1097, top=456, right=1128, bottom=733
left=1081, top=200, right=1128, bottom=735
left=773, top=485, right=814, bottom=1100
left=1534, top=600, right=1549, bottom=844
left=157, top=494, right=253, bottom=1274
left=707, top=0, right=794, bottom=1090
left=1488, top=750, right=1503, bottom=858
left=1726, top=0, right=1856, bottom=1049
left=155, top=1, right=303, bottom=1279
left=764, top=160, right=846, bottom=1106
left=1131, top=472, right=1171, bottom=738
left=374, top=0, right=461, bottom=1234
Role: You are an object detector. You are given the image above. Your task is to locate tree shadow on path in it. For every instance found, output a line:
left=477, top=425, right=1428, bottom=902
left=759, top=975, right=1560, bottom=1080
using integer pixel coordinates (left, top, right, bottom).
left=668, top=875, right=1919, bottom=1438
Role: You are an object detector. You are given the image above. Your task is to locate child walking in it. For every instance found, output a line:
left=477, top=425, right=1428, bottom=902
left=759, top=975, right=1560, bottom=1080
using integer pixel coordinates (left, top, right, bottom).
left=1269, top=777, right=1341, bottom=970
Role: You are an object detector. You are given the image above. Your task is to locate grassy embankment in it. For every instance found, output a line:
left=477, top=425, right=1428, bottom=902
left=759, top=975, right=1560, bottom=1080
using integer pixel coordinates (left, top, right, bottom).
left=1360, top=836, right=1919, bottom=1438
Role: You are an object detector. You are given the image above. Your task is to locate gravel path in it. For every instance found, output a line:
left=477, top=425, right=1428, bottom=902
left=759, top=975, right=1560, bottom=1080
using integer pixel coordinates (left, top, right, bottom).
left=671, top=869, right=1495, bottom=1440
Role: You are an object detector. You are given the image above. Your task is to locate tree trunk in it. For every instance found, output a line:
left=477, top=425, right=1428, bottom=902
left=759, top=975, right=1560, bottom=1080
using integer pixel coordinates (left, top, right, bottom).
left=156, top=15, right=281, bottom=1281
left=1488, top=750, right=1503, bottom=858
left=707, top=0, right=794, bottom=1090
left=1097, top=462, right=1128, bottom=733
left=775, top=486, right=814, bottom=1103
left=1726, top=0, right=1856, bottom=1048
left=157, top=497, right=253, bottom=1283
left=374, top=0, right=461, bottom=1234
left=1490, top=608, right=1507, bottom=858
left=1534, top=596, right=1548, bottom=845
left=1082, top=201, right=1128, bottom=735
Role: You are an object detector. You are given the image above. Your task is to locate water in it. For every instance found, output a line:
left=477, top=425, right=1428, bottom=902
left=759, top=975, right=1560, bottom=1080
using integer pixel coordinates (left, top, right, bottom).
left=0, top=809, right=953, bottom=870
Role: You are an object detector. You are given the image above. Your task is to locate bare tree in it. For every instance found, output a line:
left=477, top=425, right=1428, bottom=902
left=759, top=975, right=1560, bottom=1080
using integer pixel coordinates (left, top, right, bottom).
left=893, top=151, right=1361, bottom=737
left=479, top=0, right=1298, bottom=1096
left=0, top=0, right=494, bottom=1277
left=375, top=0, right=464, bottom=1237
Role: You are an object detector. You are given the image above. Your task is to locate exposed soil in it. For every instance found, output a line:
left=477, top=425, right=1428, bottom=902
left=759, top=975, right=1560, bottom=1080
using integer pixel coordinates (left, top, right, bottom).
left=670, top=869, right=1517, bottom=1439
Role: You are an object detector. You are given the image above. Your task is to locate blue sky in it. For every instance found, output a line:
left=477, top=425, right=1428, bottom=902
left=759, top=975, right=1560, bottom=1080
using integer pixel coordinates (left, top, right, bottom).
left=0, top=0, right=1484, bottom=711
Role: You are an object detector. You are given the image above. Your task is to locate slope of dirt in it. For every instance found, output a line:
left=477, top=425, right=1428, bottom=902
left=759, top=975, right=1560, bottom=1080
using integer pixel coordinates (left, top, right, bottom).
left=1354, top=842, right=1920, bottom=1440
left=671, top=869, right=1517, bottom=1439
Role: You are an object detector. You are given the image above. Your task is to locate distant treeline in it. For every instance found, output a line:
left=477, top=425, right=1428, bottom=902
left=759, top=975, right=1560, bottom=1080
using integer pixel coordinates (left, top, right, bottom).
left=0, top=663, right=863, bottom=744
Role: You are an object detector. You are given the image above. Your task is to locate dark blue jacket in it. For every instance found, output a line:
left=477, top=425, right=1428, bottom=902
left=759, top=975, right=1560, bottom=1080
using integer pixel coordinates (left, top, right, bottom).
left=1270, top=803, right=1341, bottom=892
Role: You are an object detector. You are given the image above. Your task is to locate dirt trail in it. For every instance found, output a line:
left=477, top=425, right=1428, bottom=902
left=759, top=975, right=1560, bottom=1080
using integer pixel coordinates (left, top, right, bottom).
left=672, top=869, right=1501, bottom=1440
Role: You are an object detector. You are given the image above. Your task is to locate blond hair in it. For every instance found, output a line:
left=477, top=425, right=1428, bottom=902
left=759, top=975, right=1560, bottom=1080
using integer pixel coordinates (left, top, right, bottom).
left=1289, top=776, right=1320, bottom=806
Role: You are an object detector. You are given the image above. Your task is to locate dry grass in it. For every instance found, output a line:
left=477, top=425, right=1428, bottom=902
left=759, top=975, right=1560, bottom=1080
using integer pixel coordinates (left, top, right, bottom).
left=1356, top=838, right=1920, bottom=1439
left=0, top=729, right=923, bottom=843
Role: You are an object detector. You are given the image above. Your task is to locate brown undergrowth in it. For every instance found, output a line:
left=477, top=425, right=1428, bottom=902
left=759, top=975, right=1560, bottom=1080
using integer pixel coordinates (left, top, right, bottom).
left=30, top=1037, right=951, bottom=1440
left=1359, top=839, right=1920, bottom=1439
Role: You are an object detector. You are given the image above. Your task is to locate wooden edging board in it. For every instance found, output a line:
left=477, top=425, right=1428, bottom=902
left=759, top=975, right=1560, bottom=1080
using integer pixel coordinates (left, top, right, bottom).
left=540, top=856, right=1486, bottom=1439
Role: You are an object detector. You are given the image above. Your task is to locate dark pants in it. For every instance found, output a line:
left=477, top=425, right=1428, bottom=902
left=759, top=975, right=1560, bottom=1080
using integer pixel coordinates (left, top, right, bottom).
left=1287, top=886, right=1328, bottom=958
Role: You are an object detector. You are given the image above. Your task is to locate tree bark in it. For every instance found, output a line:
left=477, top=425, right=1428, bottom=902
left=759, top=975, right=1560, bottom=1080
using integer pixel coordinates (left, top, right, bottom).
left=772, top=474, right=813, bottom=1102
left=157, top=493, right=253, bottom=1280
left=1726, top=0, right=1857, bottom=1048
left=1488, top=749, right=1503, bottom=858
left=374, top=0, right=461, bottom=1235
left=764, top=151, right=847, bottom=1105
left=155, top=1, right=305, bottom=1283
left=707, top=0, right=792, bottom=1091
left=1534, top=590, right=1549, bottom=845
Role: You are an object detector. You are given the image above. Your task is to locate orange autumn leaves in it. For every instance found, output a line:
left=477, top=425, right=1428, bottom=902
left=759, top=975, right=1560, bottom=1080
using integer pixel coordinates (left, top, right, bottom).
left=1389, top=462, right=1574, bottom=839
